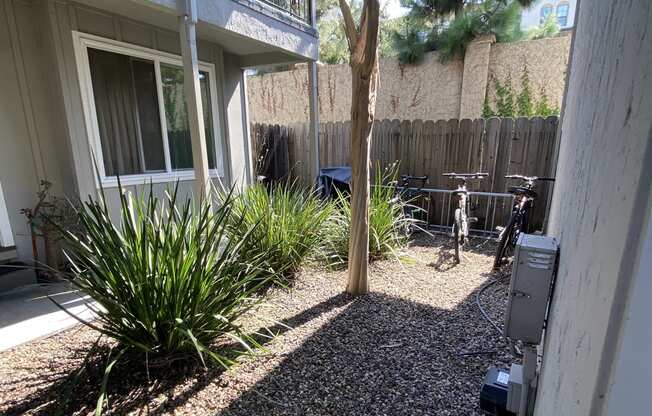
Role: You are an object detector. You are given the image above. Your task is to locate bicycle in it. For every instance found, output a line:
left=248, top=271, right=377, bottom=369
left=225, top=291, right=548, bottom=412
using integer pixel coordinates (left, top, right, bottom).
left=493, top=174, right=555, bottom=269
left=397, top=174, right=429, bottom=233
left=442, top=172, right=489, bottom=263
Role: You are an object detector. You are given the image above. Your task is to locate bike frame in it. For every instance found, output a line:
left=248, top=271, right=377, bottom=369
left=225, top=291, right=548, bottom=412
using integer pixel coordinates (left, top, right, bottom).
left=453, top=179, right=471, bottom=238
left=493, top=175, right=554, bottom=269
left=397, top=175, right=429, bottom=230
left=443, top=172, right=489, bottom=263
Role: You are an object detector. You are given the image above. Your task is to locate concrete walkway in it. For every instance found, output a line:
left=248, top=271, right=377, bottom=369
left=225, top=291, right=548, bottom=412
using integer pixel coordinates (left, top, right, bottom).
left=0, top=282, right=96, bottom=352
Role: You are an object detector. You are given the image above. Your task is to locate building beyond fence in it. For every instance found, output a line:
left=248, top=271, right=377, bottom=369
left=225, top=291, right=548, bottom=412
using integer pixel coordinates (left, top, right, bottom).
left=251, top=116, right=558, bottom=234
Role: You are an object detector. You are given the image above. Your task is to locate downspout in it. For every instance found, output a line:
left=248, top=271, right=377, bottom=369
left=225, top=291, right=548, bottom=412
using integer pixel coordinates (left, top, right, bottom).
left=307, top=0, right=320, bottom=184
left=177, top=0, right=211, bottom=201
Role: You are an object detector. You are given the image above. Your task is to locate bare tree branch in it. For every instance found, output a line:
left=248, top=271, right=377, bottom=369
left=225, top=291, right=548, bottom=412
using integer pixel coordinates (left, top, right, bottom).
left=338, top=0, right=358, bottom=52
left=351, top=0, right=380, bottom=68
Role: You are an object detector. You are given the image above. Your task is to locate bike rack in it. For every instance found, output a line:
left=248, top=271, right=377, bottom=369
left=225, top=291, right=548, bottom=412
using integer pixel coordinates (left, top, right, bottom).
left=392, top=186, right=516, bottom=238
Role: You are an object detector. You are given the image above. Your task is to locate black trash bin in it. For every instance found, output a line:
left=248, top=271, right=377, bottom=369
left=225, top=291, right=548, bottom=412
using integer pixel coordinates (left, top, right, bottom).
left=317, top=167, right=351, bottom=199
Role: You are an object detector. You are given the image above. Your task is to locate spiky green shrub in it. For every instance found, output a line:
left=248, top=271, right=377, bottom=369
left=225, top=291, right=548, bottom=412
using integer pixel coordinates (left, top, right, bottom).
left=61, top=184, right=271, bottom=414
left=323, top=166, right=417, bottom=268
left=225, top=183, right=334, bottom=281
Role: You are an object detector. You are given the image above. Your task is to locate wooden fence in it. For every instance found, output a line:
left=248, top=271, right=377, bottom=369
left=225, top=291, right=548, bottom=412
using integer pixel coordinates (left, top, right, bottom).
left=250, top=117, right=558, bottom=234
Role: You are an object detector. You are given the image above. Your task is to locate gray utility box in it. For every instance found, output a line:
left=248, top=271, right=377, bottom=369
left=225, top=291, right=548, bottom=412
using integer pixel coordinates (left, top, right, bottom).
left=504, top=234, right=558, bottom=344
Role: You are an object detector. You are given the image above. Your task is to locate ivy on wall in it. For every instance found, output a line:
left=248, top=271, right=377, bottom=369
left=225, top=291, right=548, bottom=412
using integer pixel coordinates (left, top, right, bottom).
left=483, top=64, right=560, bottom=118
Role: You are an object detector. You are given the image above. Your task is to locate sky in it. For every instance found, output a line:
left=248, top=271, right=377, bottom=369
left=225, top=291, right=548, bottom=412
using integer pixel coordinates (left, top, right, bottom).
left=382, top=0, right=410, bottom=19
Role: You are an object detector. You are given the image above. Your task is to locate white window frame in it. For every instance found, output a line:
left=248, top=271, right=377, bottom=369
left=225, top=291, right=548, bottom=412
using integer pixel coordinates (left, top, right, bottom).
left=540, top=4, right=553, bottom=23
left=556, top=2, right=569, bottom=27
left=72, top=31, right=224, bottom=188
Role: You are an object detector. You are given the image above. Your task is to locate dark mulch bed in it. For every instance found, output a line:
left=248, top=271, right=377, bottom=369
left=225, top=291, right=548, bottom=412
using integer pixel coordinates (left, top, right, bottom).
left=0, top=234, right=513, bottom=415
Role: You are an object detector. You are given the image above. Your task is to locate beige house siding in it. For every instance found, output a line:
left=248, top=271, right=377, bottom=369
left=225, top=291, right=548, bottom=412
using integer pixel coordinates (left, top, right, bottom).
left=0, top=0, right=253, bottom=269
left=0, top=0, right=74, bottom=265
left=247, top=33, right=572, bottom=124
left=45, top=1, right=257, bottom=212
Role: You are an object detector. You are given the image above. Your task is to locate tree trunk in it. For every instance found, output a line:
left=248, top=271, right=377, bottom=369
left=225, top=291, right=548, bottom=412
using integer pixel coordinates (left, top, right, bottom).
left=339, top=0, right=381, bottom=295
left=346, top=64, right=379, bottom=294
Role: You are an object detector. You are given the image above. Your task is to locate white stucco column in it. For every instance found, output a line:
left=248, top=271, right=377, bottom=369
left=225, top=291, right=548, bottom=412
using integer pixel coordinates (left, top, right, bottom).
left=308, top=61, right=320, bottom=183
left=177, top=0, right=210, bottom=200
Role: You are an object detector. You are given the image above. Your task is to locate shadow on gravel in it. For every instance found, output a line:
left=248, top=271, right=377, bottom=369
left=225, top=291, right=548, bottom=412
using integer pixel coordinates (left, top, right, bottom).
left=2, top=262, right=510, bottom=416
left=0, top=294, right=355, bottom=416
left=216, top=280, right=512, bottom=416
left=0, top=340, right=226, bottom=416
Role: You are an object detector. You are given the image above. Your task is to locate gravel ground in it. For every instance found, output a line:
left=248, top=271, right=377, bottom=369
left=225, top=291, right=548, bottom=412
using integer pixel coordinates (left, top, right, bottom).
left=0, top=234, right=514, bottom=416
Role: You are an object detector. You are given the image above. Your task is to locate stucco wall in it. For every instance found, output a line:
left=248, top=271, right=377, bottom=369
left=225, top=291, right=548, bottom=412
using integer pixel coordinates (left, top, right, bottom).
left=247, top=34, right=572, bottom=124
left=535, top=1, right=652, bottom=415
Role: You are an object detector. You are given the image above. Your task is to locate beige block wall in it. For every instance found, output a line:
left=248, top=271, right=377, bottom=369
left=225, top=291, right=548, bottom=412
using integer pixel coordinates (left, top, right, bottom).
left=247, top=52, right=463, bottom=124
left=487, top=34, right=572, bottom=112
left=247, top=33, right=572, bottom=124
left=459, top=35, right=495, bottom=119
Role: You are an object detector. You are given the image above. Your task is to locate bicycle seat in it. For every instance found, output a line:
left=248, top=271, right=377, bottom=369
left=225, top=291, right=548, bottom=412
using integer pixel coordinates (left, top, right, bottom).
left=400, top=175, right=428, bottom=188
left=402, top=175, right=428, bottom=181
left=508, top=186, right=537, bottom=198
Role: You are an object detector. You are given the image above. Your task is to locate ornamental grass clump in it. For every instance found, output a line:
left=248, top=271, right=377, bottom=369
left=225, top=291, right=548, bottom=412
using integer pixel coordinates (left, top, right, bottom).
left=61, top=184, right=272, bottom=414
left=226, top=183, right=334, bottom=282
left=323, top=165, right=418, bottom=268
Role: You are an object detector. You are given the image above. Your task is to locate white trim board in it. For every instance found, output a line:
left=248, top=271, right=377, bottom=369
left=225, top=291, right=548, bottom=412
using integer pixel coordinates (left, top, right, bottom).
left=71, top=31, right=225, bottom=189
left=0, top=182, right=15, bottom=248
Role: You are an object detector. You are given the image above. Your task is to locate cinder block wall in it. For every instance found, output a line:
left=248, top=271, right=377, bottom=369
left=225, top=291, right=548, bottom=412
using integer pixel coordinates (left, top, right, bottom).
left=247, top=33, right=572, bottom=124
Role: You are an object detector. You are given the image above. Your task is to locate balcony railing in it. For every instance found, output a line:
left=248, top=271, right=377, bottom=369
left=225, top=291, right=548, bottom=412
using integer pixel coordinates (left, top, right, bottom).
left=259, top=0, right=312, bottom=25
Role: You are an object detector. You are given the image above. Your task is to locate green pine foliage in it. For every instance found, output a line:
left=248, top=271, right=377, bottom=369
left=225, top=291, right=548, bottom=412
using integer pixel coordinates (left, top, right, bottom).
left=433, top=12, right=481, bottom=62
left=395, top=0, right=526, bottom=64
left=392, top=25, right=430, bottom=65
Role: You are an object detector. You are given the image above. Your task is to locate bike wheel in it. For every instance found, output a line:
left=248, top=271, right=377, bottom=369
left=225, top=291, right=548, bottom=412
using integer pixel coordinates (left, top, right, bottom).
left=493, top=213, right=521, bottom=270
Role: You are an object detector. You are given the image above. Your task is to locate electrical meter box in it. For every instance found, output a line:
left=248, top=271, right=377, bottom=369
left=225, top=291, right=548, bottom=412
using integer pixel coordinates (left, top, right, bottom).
left=503, top=233, right=558, bottom=344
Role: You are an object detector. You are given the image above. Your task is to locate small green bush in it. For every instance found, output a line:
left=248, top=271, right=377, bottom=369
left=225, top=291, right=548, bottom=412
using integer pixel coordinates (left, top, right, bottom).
left=226, top=183, right=334, bottom=281
left=61, top=185, right=272, bottom=414
left=323, top=166, right=416, bottom=268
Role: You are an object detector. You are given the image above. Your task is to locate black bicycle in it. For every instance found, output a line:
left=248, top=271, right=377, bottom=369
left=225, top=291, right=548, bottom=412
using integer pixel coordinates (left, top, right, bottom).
left=398, top=175, right=429, bottom=229
left=493, top=174, right=555, bottom=269
left=442, top=172, right=489, bottom=263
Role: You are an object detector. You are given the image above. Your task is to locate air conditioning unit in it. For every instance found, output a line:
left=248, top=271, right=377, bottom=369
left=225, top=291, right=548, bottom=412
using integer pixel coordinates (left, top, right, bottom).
left=504, top=233, right=558, bottom=344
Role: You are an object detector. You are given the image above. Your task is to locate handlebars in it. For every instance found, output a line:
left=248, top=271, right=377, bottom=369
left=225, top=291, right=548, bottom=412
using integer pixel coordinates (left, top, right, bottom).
left=442, top=172, right=489, bottom=180
left=505, top=174, right=555, bottom=182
